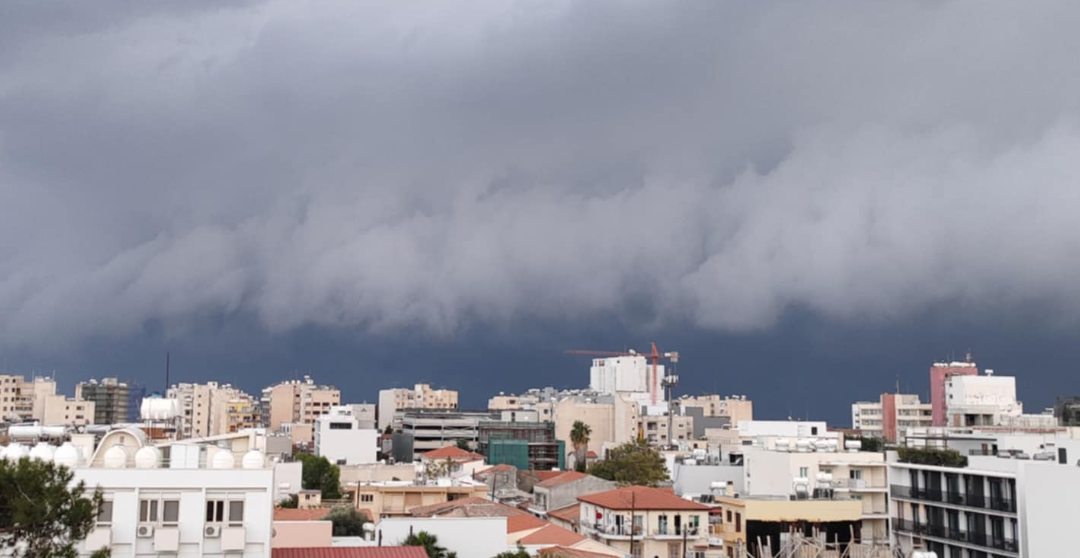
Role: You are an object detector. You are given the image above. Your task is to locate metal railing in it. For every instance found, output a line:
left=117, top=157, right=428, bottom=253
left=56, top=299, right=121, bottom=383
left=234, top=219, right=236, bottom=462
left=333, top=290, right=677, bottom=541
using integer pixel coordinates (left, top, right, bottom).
left=893, top=518, right=1018, bottom=553
left=890, top=485, right=1015, bottom=513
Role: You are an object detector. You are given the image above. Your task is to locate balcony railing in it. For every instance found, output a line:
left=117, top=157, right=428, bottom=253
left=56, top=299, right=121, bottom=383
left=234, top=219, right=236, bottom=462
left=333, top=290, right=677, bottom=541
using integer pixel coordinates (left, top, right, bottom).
left=589, top=523, right=642, bottom=538
left=889, top=486, right=1015, bottom=513
left=653, top=527, right=700, bottom=538
left=893, top=518, right=1018, bottom=554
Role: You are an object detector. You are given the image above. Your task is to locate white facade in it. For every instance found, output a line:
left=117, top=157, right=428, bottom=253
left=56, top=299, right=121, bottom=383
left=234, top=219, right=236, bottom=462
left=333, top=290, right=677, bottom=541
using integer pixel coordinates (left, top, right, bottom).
left=315, top=406, right=378, bottom=465
left=588, top=355, right=666, bottom=405
left=376, top=517, right=507, bottom=558
left=945, top=374, right=1023, bottom=427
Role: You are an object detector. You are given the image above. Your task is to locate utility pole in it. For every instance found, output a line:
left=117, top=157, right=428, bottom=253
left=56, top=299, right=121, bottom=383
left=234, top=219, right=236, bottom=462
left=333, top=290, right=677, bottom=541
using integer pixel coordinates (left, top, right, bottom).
left=682, top=520, right=688, bottom=558
left=628, top=491, right=636, bottom=557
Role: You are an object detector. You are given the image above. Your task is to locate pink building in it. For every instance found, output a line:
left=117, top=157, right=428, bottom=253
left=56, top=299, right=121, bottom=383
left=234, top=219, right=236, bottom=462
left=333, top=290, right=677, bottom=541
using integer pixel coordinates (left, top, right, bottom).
left=929, top=360, right=978, bottom=426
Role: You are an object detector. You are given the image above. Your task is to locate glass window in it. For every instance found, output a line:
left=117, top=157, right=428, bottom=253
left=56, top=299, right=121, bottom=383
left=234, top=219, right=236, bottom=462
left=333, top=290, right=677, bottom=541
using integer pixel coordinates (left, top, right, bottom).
left=140, top=499, right=158, bottom=523
left=735, top=512, right=741, bottom=533
left=206, top=500, right=227, bottom=523
left=799, top=467, right=809, bottom=478
left=163, top=500, right=180, bottom=524
left=229, top=501, right=245, bottom=524
left=97, top=500, right=113, bottom=525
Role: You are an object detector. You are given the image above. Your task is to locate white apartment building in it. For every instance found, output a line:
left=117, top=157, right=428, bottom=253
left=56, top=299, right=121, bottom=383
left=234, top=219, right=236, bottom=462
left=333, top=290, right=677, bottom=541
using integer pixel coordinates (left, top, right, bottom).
left=852, top=393, right=933, bottom=442
left=167, top=382, right=256, bottom=439
left=889, top=444, right=1080, bottom=558
left=944, top=373, right=1023, bottom=428
left=315, top=405, right=378, bottom=465
left=588, top=355, right=666, bottom=407
left=378, top=383, right=458, bottom=431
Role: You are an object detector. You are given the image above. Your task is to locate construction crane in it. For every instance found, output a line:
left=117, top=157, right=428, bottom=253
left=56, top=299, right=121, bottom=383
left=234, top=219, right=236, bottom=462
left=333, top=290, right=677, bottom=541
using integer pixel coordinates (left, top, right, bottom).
left=565, top=342, right=678, bottom=406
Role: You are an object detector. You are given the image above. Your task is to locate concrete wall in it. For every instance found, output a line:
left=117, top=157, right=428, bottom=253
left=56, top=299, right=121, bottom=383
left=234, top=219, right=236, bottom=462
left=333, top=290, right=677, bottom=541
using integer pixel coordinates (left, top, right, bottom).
left=272, top=521, right=332, bottom=547
left=316, top=421, right=378, bottom=465
left=672, top=463, right=744, bottom=498
left=274, top=461, right=303, bottom=501
left=376, top=517, right=507, bottom=558
left=1018, top=461, right=1080, bottom=558
left=537, top=476, right=617, bottom=512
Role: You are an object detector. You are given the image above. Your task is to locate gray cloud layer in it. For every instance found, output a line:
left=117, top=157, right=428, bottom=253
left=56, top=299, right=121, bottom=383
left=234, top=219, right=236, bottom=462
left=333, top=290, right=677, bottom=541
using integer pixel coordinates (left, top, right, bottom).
left=2, top=0, right=1080, bottom=348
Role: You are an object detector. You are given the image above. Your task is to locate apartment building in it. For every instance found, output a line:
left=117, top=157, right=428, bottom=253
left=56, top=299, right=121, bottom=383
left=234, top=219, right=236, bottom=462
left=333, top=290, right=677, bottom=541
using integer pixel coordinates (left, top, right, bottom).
left=589, top=355, right=667, bottom=407
left=41, top=396, right=96, bottom=426
left=578, top=486, right=711, bottom=558
left=76, top=377, right=146, bottom=424
left=852, top=393, right=933, bottom=442
left=931, top=360, right=979, bottom=426
left=391, top=410, right=500, bottom=461
left=166, top=382, right=257, bottom=438
left=315, top=405, right=378, bottom=465
left=354, top=480, right=490, bottom=522
left=0, top=374, right=54, bottom=422
left=639, top=411, right=694, bottom=448
left=677, top=395, right=754, bottom=426
left=224, top=396, right=260, bottom=433
left=479, top=419, right=565, bottom=471
left=263, top=376, right=341, bottom=431
left=551, top=393, right=640, bottom=458
left=710, top=495, right=863, bottom=557
left=889, top=445, right=1080, bottom=558
left=378, top=383, right=459, bottom=431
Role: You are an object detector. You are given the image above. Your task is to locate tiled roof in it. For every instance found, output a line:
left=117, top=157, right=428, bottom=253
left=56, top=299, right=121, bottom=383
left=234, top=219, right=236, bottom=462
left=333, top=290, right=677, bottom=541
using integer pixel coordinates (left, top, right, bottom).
left=273, top=508, right=331, bottom=521
left=507, top=513, right=550, bottom=533
left=517, top=524, right=586, bottom=546
left=422, top=446, right=485, bottom=461
left=533, top=471, right=566, bottom=481
left=272, top=547, right=430, bottom=558
left=408, top=496, right=527, bottom=519
left=577, top=486, right=710, bottom=511
left=547, top=503, right=580, bottom=523
left=586, top=451, right=599, bottom=459
left=536, top=471, right=589, bottom=489
left=538, top=546, right=619, bottom=558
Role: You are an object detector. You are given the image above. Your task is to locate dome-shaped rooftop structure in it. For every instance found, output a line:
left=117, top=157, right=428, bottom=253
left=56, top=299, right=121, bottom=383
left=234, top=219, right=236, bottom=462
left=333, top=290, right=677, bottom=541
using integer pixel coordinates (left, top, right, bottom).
left=211, top=450, right=235, bottom=469
left=103, top=445, right=129, bottom=469
left=134, top=446, right=162, bottom=469
left=29, top=443, right=55, bottom=462
left=54, top=443, right=80, bottom=468
left=2, top=443, right=27, bottom=461
left=241, top=450, right=265, bottom=470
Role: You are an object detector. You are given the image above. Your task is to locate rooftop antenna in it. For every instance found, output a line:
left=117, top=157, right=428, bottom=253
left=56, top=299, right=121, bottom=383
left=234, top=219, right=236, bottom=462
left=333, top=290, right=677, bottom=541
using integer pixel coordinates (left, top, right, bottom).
left=165, top=352, right=170, bottom=394
left=966, top=348, right=973, bottom=363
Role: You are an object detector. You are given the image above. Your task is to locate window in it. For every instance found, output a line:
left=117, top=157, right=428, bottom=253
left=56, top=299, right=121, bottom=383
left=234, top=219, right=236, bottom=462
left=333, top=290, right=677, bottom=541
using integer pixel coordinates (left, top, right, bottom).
left=329, top=422, right=353, bottom=430
left=229, top=501, right=244, bottom=524
left=163, top=500, right=180, bottom=525
left=799, top=467, right=809, bottom=478
left=850, top=469, right=863, bottom=480
left=630, top=543, right=643, bottom=558
left=726, top=510, right=732, bottom=523
left=97, top=500, right=114, bottom=525
left=668, top=543, right=680, bottom=558
left=360, top=494, right=375, bottom=503
left=206, top=500, right=226, bottom=523
left=140, top=499, right=159, bottom=523
left=735, top=512, right=741, bottom=533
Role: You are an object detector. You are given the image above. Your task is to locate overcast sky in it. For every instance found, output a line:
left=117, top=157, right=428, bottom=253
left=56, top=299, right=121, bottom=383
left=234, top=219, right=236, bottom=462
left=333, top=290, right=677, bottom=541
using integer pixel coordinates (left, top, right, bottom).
left=3, top=1, right=1080, bottom=421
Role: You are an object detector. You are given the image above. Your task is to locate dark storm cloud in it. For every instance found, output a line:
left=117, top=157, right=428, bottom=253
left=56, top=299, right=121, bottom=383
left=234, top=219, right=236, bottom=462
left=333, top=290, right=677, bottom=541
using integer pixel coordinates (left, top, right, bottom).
left=2, top=0, right=1080, bottom=349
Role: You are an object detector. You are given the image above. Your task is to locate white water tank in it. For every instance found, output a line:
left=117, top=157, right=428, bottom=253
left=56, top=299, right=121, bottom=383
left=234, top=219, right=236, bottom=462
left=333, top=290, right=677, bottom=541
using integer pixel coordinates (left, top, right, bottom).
left=103, top=445, right=129, bottom=469
left=2, top=444, right=27, bottom=461
left=54, top=443, right=81, bottom=468
left=9, top=425, right=67, bottom=439
left=911, top=553, right=938, bottom=558
left=775, top=438, right=790, bottom=451
left=845, top=440, right=862, bottom=452
left=29, top=443, right=55, bottom=462
left=212, top=450, right=236, bottom=469
left=242, top=450, right=265, bottom=470
left=796, top=439, right=811, bottom=453
left=135, top=446, right=162, bottom=469
left=141, top=397, right=180, bottom=421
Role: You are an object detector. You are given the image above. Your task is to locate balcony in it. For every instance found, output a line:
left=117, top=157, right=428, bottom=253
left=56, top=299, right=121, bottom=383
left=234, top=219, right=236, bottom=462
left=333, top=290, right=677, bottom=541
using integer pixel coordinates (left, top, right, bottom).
left=893, top=518, right=1018, bottom=554
left=889, top=486, right=1015, bottom=514
left=652, top=527, right=699, bottom=539
left=588, top=523, right=642, bottom=540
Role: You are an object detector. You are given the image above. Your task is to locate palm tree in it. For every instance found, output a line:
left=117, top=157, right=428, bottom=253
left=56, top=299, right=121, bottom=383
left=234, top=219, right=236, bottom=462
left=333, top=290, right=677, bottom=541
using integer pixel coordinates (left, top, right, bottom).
left=570, top=420, right=592, bottom=471
left=402, top=531, right=448, bottom=558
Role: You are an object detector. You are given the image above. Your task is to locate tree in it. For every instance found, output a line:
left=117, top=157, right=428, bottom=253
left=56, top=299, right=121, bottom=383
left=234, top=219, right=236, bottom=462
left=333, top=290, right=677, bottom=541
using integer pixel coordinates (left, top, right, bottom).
left=327, top=506, right=368, bottom=537
left=278, top=494, right=299, bottom=509
left=455, top=439, right=472, bottom=451
left=402, top=530, right=452, bottom=558
left=296, top=453, right=343, bottom=499
left=493, top=545, right=530, bottom=558
left=0, top=457, right=108, bottom=558
left=570, top=420, right=592, bottom=472
left=588, top=439, right=668, bottom=487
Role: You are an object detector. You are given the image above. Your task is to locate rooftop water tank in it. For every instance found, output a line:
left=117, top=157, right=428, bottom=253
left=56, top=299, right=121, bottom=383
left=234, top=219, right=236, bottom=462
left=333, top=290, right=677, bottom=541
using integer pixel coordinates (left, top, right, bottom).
left=29, top=442, right=55, bottom=462
left=135, top=446, right=162, bottom=469
left=103, top=445, right=129, bottom=469
left=9, top=425, right=67, bottom=439
left=242, top=450, right=265, bottom=470
left=141, top=397, right=180, bottom=421
left=212, top=450, right=236, bottom=469
left=54, top=443, right=80, bottom=468
left=845, top=440, right=862, bottom=452
left=2, top=443, right=27, bottom=461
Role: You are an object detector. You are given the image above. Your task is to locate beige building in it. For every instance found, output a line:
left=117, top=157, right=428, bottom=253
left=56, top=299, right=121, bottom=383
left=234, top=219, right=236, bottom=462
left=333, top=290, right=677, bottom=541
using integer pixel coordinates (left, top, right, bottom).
left=0, top=374, right=81, bottom=424
left=354, top=482, right=490, bottom=521
left=378, top=383, right=458, bottom=431
left=552, top=393, right=639, bottom=458
left=167, top=381, right=257, bottom=438
left=639, top=413, right=694, bottom=447
left=579, top=486, right=711, bottom=558
left=709, top=495, right=863, bottom=557
left=41, top=395, right=95, bottom=426
left=263, top=376, right=341, bottom=431
left=677, top=395, right=753, bottom=426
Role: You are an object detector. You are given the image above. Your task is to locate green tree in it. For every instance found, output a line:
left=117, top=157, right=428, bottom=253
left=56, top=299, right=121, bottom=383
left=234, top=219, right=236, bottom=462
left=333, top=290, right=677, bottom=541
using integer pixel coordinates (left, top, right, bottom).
left=296, top=453, right=343, bottom=499
left=0, top=457, right=108, bottom=558
left=570, top=420, right=592, bottom=472
left=277, top=494, right=299, bottom=509
left=493, top=544, right=530, bottom=558
left=402, top=530, right=451, bottom=558
left=327, top=506, right=368, bottom=537
left=455, top=439, right=472, bottom=451
left=588, top=439, right=668, bottom=487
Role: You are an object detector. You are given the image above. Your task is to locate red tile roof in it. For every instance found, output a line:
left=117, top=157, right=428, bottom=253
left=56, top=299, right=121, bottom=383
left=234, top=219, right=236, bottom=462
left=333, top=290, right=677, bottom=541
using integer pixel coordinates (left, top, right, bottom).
left=409, top=496, right=527, bottom=519
left=538, top=546, right=619, bottom=558
left=577, top=486, right=710, bottom=511
left=517, top=524, right=586, bottom=546
left=533, top=471, right=566, bottom=481
left=273, top=508, right=331, bottom=521
left=536, top=471, right=589, bottom=489
left=547, top=503, right=581, bottom=523
left=507, top=513, right=550, bottom=533
left=586, top=451, right=599, bottom=459
left=272, top=547, right=430, bottom=558
left=422, top=446, right=485, bottom=461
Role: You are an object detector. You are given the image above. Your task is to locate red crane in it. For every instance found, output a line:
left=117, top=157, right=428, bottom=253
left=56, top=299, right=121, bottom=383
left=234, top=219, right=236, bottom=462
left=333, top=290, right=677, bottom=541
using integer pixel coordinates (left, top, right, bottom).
left=565, top=342, right=679, bottom=406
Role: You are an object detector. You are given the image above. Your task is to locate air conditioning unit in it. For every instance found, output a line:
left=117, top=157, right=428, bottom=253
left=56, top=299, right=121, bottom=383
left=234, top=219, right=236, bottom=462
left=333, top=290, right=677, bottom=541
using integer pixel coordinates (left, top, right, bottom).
left=205, top=524, right=222, bottom=538
left=137, top=524, right=155, bottom=538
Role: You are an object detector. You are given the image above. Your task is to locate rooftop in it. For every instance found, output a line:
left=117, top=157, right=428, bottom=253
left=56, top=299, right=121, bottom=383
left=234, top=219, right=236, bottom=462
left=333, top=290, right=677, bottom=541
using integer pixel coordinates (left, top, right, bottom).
left=538, top=546, right=621, bottom=558
left=536, top=471, right=589, bottom=489
left=408, top=496, right=528, bottom=519
left=548, top=504, right=581, bottom=523
left=421, top=446, right=485, bottom=461
left=578, top=486, right=709, bottom=511
left=517, top=524, right=586, bottom=546
left=271, top=548, right=429, bottom=558
left=273, top=508, right=331, bottom=521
